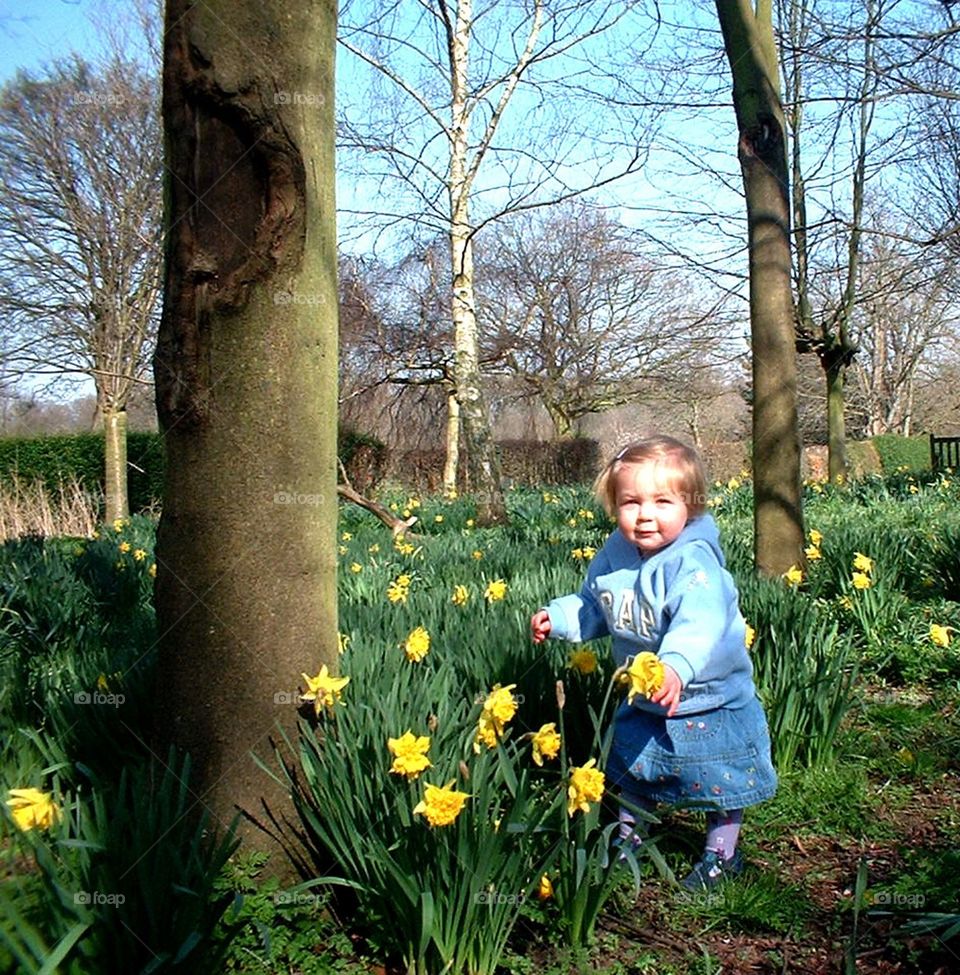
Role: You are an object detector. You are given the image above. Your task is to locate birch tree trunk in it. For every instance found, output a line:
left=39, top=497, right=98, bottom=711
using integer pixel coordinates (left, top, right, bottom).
left=103, top=408, right=129, bottom=523
left=447, top=0, right=507, bottom=523
left=155, top=0, right=339, bottom=868
left=443, top=390, right=460, bottom=495
left=716, top=0, right=805, bottom=575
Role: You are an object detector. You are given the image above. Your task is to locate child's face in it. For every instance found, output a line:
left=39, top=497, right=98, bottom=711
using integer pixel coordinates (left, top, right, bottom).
left=613, top=461, right=690, bottom=556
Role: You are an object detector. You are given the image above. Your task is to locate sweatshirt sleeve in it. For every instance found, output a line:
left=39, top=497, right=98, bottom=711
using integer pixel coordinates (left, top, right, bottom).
left=544, top=550, right=611, bottom=644
left=656, top=546, right=732, bottom=686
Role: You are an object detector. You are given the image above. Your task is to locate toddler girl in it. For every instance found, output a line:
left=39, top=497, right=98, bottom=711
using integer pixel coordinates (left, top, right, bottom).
left=531, top=436, right=777, bottom=891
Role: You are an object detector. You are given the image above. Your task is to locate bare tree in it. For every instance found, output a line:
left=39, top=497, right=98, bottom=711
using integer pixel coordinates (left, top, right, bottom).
left=338, top=0, right=659, bottom=520
left=478, top=203, right=725, bottom=439
left=847, top=231, right=958, bottom=436
left=0, top=50, right=162, bottom=521
left=715, top=0, right=806, bottom=576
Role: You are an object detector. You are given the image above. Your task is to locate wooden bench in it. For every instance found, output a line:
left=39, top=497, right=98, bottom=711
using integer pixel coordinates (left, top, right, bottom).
left=930, top=434, right=960, bottom=470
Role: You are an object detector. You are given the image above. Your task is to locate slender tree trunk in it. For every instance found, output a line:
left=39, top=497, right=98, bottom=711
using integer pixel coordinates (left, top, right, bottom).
left=103, top=408, right=129, bottom=523
left=825, top=355, right=847, bottom=481
left=443, top=390, right=460, bottom=494
left=716, top=0, right=804, bottom=575
left=155, top=0, right=338, bottom=871
left=447, top=0, right=506, bottom=525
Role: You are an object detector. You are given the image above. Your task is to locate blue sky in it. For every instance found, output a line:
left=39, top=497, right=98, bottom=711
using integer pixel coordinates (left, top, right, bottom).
left=0, top=0, right=113, bottom=81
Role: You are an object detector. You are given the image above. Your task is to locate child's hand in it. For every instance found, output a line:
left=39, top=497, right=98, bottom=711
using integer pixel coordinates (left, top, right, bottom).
left=649, top=664, right=683, bottom=716
left=530, top=610, right=552, bottom=644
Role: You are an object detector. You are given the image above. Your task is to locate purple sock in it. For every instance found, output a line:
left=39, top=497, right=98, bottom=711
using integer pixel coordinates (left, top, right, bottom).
left=705, top=809, right=743, bottom=860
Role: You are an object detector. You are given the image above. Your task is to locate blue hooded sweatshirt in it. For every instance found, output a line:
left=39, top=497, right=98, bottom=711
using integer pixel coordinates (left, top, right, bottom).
left=545, top=514, right=756, bottom=715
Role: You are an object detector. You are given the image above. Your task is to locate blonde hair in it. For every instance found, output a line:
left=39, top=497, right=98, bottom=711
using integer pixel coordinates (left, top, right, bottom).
left=594, top=436, right=708, bottom=518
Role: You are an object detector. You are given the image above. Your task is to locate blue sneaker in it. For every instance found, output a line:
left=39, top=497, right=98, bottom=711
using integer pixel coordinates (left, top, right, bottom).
left=680, top=849, right=745, bottom=892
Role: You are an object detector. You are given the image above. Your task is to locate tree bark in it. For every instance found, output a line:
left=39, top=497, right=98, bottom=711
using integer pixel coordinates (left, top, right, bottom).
left=443, top=389, right=460, bottom=495
left=716, top=0, right=805, bottom=575
left=155, top=0, right=338, bottom=872
left=103, top=409, right=129, bottom=524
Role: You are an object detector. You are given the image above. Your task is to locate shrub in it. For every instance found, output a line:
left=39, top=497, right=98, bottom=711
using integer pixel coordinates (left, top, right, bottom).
left=870, top=434, right=930, bottom=473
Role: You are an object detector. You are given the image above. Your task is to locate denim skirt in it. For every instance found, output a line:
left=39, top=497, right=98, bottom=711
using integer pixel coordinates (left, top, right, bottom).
left=606, top=695, right=778, bottom=811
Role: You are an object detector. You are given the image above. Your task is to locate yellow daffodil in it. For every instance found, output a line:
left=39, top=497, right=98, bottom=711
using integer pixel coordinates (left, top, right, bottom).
left=387, top=732, right=432, bottom=779
left=744, top=624, right=756, bottom=649
left=466, top=518, right=475, bottom=528
left=451, top=584, right=470, bottom=606
left=118, top=541, right=131, bottom=553
left=484, top=578, right=507, bottom=602
left=783, top=564, right=804, bottom=586
left=341, top=531, right=353, bottom=541
left=474, top=712, right=500, bottom=752
left=473, top=683, right=518, bottom=752
left=368, top=543, right=380, bottom=554
left=838, top=595, right=853, bottom=610
left=338, top=545, right=348, bottom=556
left=413, top=781, right=470, bottom=827
left=337, top=632, right=350, bottom=654
left=484, top=684, right=518, bottom=725
left=434, top=514, right=444, bottom=523
left=808, top=529, right=823, bottom=546
left=537, top=874, right=554, bottom=900
left=851, top=571, right=872, bottom=590
left=387, top=576, right=411, bottom=604
left=472, top=549, right=484, bottom=560
left=567, top=759, right=605, bottom=817
left=852, top=552, right=874, bottom=574
left=148, top=563, right=157, bottom=578
left=567, top=649, right=598, bottom=675
left=133, top=548, right=146, bottom=562
left=804, top=545, right=822, bottom=561
left=531, top=723, right=561, bottom=766
left=623, top=652, right=664, bottom=704
left=349, top=562, right=362, bottom=574
left=930, top=624, right=951, bottom=648
left=300, top=665, right=349, bottom=716
left=6, top=788, right=60, bottom=832
left=727, top=477, right=741, bottom=490
left=404, top=626, right=431, bottom=662
left=112, top=519, right=126, bottom=533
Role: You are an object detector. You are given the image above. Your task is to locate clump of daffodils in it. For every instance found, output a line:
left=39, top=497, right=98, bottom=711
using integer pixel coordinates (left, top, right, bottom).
left=387, top=573, right=412, bottom=604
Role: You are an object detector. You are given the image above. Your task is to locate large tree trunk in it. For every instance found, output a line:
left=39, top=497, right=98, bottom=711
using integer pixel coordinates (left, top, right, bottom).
left=716, top=0, right=804, bottom=575
left=154, top=0, right=339, bottom=870
left=103, top=408, right=129, bottom=523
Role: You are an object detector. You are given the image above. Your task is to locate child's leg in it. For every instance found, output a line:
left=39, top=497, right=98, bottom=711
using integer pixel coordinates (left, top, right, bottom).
left=704, top=808, right=743, bottom=860
left=618, top=781, right=656, bottom=846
